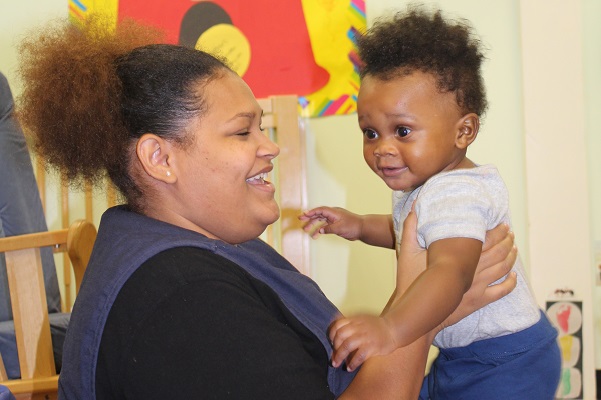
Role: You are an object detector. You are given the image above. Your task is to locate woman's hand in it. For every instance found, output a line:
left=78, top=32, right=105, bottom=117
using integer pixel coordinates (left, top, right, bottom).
left=395, top=209, right=518, bottom=334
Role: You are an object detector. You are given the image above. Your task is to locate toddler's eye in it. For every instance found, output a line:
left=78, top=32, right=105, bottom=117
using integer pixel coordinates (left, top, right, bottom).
left=396, top=126, right=411, bottom=137
left=363, top=129, right=378, bottom=140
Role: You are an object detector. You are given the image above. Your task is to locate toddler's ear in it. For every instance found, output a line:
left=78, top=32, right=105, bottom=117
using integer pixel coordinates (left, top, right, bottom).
left=455, top=113, right=479, bottom=149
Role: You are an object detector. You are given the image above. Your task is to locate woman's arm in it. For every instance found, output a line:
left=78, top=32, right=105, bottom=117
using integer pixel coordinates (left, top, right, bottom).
left=339, top=336, right=432, bottom=400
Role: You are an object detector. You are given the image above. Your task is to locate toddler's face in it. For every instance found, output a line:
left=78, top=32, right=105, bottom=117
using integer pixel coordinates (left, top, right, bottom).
left=357, top=71, right=466, bottom=192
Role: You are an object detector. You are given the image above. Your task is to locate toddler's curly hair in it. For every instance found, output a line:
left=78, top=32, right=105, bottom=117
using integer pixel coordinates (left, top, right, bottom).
left=357, top=5, right=488, bottom=116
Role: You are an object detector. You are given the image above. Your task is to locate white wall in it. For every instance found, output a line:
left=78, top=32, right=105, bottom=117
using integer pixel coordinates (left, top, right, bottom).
left=519, top=1, right=596, bottom=397
left=583, top=0, right=601, bottom=382
left=0, top=0, right=68, bottom=95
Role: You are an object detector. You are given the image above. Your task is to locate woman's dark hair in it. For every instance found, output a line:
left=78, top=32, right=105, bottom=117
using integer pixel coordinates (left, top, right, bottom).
left=357, top=5, right=488, bottom=116
left=17, top=15, right=230, bottom=211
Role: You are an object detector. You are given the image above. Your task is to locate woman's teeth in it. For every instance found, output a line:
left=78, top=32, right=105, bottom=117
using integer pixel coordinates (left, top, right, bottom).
left=246, top=172, right=268, bottom=183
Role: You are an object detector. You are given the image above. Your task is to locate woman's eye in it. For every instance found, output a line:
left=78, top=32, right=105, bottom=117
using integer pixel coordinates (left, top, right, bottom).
left=363, top=129, right=378, bottom=140
left=396, top=126, right=411, bottom=137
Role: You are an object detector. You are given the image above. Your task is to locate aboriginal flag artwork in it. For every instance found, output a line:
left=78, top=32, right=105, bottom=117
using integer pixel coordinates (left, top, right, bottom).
left=68, top=0, right=366, bottom=117
left=546, top=301, right=584, bottom=399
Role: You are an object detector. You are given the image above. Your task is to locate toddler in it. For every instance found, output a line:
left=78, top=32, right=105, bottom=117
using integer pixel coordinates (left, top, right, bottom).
left=301, top=7, right=561, bottom=399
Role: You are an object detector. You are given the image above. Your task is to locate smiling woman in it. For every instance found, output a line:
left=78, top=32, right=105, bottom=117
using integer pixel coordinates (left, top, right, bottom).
left=138, top=72, right=281, bottom=244
left=14, top=14, right=518, bottom=400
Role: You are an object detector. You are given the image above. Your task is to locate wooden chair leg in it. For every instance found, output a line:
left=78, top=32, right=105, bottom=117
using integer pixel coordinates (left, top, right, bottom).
left=0, top=353, right=8, bottom=382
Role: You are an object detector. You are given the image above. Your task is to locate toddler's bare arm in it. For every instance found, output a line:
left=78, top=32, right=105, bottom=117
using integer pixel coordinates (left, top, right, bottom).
left=300, top=207, right=394, bottom=248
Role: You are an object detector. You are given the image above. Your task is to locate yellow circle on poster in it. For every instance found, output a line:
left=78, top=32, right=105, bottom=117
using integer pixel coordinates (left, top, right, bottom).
left=195, top=24, right=251, bottom=77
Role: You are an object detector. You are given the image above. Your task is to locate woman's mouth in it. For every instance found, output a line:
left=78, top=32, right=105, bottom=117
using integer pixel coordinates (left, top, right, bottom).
left=246, top=172, right=276, bottom=194
left=246, top=172, right=269, bottom=184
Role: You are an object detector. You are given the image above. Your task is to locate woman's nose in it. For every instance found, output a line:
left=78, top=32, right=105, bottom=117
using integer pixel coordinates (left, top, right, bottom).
left=259, top=134, right=280, bottom=159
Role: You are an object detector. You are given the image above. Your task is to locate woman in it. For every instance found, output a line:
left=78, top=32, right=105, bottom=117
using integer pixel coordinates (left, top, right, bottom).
left=17, top=17, right=516, bottom=399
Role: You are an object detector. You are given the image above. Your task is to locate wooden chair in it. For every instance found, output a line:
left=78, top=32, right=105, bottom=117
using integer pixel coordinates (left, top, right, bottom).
left=35, top=163, right=117, bottom=311
left=258, top=95, right=310, bottom=275
left=0, top=220, right=97, bottom=400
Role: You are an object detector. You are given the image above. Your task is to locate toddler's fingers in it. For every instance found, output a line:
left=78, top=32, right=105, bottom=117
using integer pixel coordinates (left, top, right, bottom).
left=328, top=318, right=351, bottom=343
left=331, top=337, right=356, bottom=369
left=299, top=211, right=322, bottom=221
left=346, top=349, right=368, bottom=372
left=301, top=218, right=318, bottom=232
left=299, top=207, right=328, bottom=219
left=332, top=333, right=369, bottom=370
left=304, top=219, right=328, bottom=238
left=330, top=322, right=365, bottom=367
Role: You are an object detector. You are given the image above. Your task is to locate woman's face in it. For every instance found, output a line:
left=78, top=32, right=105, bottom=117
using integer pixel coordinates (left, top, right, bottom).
left=166, top=71, right=280, bottom=243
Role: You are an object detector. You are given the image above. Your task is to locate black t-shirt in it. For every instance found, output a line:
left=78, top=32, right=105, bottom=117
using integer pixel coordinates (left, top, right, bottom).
left=96, top=246, right=335, bottom=399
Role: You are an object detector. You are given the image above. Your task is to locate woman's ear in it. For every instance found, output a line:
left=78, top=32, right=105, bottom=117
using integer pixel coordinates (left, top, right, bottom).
left=455, top=113, right=480, bottom=149
left=136, top=133, right=177, bottom=183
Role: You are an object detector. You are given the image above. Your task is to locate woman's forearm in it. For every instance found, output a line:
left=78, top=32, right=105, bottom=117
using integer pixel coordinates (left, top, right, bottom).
left=339, top=331, right=433, bottom=400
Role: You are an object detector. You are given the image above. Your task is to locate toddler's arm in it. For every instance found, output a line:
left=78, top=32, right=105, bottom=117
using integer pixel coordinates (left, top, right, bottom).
left=330, top=236, right=483, bottom=371
left=337, top=210, right=517, bottom=398
left=300, top=207, right=395, bottom=249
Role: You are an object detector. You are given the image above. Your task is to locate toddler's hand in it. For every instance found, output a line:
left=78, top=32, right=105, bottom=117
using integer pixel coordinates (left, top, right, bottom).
left=328, top=315, right=397, bottom=372
left=299, top=207, right=363, bottom=240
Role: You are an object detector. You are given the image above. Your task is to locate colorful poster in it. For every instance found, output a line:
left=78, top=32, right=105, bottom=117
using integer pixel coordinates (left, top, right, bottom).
left=68, top=0, right=365, bottom=117
left=547, top=300, right=583, bottom=399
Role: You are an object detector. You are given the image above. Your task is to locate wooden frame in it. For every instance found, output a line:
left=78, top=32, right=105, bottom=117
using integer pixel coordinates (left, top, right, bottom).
left=35, top=163, right=116, bottom=310
left=0, top=220, right=97, bottom=400
left=258, top=95, right=310, bottom=276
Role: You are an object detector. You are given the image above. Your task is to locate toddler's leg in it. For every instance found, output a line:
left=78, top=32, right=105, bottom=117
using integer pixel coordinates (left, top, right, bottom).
left=426, top=312, right=560, bottom=399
